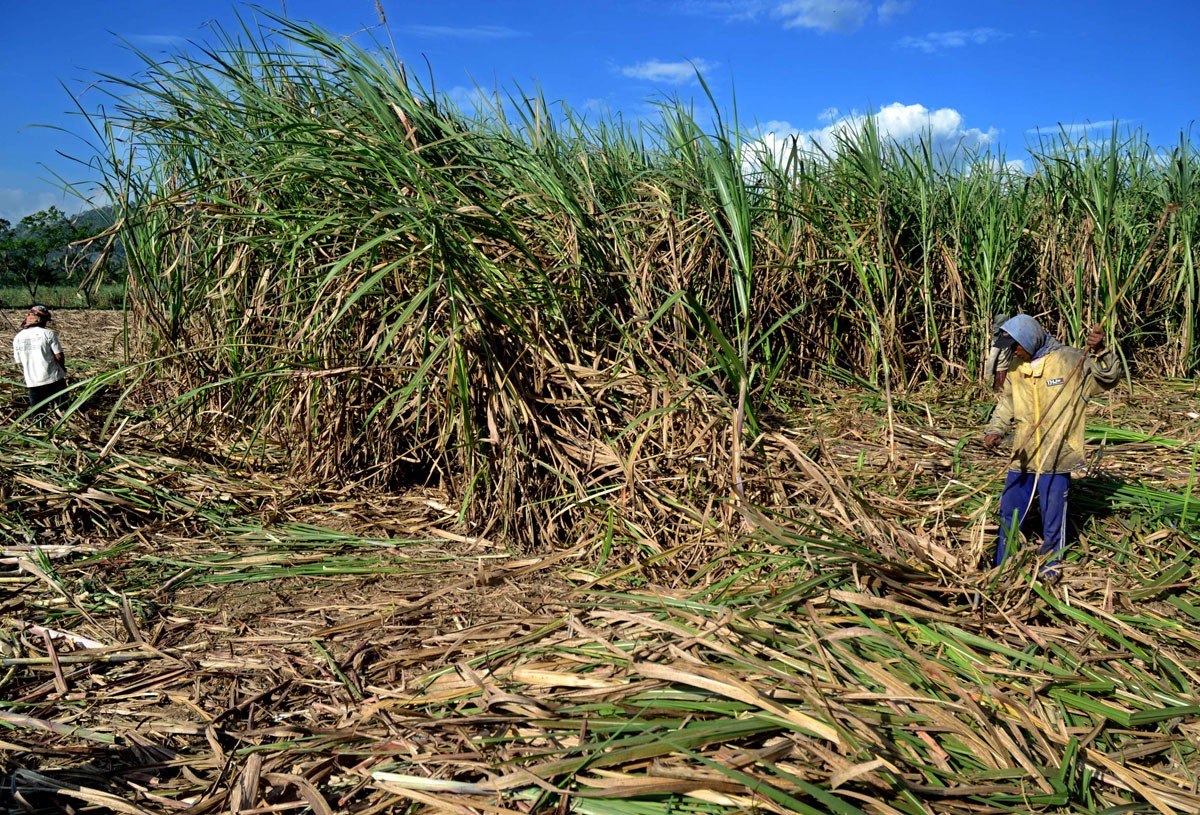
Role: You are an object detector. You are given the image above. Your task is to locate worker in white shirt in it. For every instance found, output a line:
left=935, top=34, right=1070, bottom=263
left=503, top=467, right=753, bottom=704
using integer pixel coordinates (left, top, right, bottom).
left=12, top=305, right=67, bottom=414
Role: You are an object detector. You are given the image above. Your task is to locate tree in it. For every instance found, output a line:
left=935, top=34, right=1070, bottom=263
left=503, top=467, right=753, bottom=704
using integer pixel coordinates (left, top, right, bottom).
left=0, top=218, right=13, bottom=285
left=2, top=207, right=88, bottom=300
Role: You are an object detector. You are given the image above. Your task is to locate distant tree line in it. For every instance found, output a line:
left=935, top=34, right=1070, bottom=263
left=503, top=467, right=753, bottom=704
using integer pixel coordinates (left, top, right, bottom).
left=0, top=206, right=123, bottom=304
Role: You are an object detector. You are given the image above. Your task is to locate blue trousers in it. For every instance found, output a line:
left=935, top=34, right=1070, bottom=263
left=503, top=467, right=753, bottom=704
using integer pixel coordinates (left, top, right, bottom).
left=994, top=471, right=1071, bottom=569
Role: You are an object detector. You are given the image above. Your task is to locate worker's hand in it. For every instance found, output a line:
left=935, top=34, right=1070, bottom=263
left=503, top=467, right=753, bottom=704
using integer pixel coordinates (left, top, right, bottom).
left=983, top=433, right=1002, bottom=452
left=1086, top=324, right=1105, bottom=353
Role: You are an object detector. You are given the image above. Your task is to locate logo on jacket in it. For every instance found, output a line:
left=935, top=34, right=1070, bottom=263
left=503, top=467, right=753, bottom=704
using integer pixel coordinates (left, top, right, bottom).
left=1047, top=377, right=1065, bottom=387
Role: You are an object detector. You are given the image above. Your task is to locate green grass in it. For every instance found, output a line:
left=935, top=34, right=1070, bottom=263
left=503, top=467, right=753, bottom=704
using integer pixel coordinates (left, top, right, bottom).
left=0, top=283, right=125, bottom=309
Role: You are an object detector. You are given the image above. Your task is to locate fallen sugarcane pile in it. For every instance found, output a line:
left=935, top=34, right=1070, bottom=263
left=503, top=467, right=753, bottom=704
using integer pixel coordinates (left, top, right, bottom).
left=3, top=378, right=1200, bottom=814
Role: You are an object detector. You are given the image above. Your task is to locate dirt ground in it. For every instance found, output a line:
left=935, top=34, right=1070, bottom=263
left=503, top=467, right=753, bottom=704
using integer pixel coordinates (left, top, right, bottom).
left=2, top=308, right=125, bottom=367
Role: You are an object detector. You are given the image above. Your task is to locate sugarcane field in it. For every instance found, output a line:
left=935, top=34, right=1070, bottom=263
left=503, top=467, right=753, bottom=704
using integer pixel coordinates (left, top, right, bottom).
left=4, top=13, right=1200, bottom=815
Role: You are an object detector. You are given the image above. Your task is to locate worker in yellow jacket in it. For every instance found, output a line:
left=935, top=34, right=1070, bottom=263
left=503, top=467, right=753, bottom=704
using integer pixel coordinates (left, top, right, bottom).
left=982, top=314, right=1123, bottom=577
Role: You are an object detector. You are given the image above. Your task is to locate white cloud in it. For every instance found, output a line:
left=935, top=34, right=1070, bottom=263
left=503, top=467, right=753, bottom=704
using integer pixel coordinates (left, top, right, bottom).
left=581, top=98, right=613, bottom=115
left=743, top=130, right=804, bottom=173
left=127, top=34, right=191, bottom=47
left=620, top=59, right=716, bottom=85
left=898, top=27, right=1007, bottom=53
left=1025, top=120, right=1119, bottom=137
left=817, top=102, right=996, bottom=152
left=877, top=0, right=912, bottom=22
left=817, top=107, right=841, bottom=124
left=440, top=85, right=499, bottom=115
left=401, top=24, right=526, bottom=40
left=747, top=102, right=999, bottom=168
left=679, top=1, right=911, bottom=31
left=673, top=0, right=770, bottom=21
left=758, top=119, right=795, bottom=133
left=0, top=188, right=67, bottom=225
left=772, top=0, right=872, bottom=33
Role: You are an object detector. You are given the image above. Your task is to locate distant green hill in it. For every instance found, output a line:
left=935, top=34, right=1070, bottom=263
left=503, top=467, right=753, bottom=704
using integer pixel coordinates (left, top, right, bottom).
left=71, top=205, right=118, bottom=235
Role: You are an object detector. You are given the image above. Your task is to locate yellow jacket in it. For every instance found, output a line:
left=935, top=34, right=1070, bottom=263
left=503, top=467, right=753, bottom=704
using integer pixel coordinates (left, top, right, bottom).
left=985, top=346, right=1123, bottom=473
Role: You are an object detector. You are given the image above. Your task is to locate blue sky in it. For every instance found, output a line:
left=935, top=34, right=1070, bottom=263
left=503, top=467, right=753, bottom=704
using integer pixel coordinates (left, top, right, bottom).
left=2, top=0, right=1197, bottom=224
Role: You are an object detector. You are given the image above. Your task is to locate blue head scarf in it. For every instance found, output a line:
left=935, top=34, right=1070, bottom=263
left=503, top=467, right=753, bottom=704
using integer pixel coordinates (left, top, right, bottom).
left=998, top=314, right=1062, bottom=360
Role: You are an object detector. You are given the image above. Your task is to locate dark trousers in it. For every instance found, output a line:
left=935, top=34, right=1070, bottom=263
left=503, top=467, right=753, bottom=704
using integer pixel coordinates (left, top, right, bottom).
left=27, top=379, right=67, bottom=414
left=994, top=470, right=1071, bottom=569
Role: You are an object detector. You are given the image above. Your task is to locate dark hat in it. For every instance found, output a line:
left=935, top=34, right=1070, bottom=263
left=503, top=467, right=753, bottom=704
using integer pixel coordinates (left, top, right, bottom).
left=29, top=305, right=52, bottom=321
